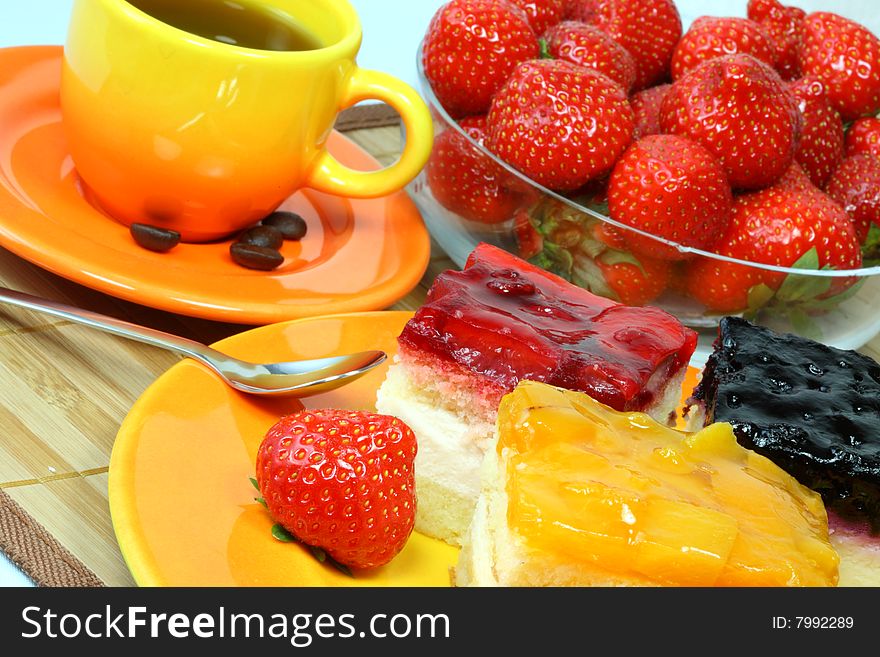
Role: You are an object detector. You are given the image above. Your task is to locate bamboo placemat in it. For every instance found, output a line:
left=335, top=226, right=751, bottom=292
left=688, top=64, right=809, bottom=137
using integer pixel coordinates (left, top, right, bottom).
left=0, top=107, right=455, bottom=587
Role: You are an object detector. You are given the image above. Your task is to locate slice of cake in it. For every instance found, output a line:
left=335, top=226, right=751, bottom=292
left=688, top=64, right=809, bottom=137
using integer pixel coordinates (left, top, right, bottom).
left=456, top=380, right=839, bottom=587
left=376, top=243, right=697, bottom=546
left=687, top=316, right=880, bottom=586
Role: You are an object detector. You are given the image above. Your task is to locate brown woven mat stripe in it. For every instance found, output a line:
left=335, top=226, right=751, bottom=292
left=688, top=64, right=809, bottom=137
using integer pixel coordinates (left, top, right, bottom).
left=0, top=488, right=104, bottom=587
left=335, top=103, right=401, bottom=131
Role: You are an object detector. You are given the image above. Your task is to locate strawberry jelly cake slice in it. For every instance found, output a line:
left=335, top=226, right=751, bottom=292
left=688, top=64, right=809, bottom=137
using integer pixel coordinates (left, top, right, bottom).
left=375, top=243, right=697, bottom=546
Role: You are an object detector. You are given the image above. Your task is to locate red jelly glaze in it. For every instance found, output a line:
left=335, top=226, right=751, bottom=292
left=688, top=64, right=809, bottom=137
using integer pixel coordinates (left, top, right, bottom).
left=399, top=243, right=698, bottom=411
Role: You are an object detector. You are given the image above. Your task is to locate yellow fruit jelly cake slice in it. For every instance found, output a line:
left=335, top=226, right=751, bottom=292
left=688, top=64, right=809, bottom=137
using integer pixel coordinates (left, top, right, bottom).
left=455, top=380, right=839, bottom=587
left=375, top=243, right=697, bottom=546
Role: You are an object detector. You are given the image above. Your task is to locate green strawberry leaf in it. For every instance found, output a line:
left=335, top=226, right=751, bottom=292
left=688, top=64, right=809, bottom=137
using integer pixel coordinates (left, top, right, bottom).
left=597, top=249, right=647, bottom=274
left=797, top=277, right=867, bottom=311
left=331, top=561, right=354, bottom=578
left=538, top=38, right=552, bottom=60
left=310, top=546, right=327, bottom=563
left=540, top=241, right=575, bottom=280
left=862, top=224, right=880, bottom=265
left=774, top=248, right=833, bottom=303
left=785, top=308, right=822, bottom=341
left=572, top=257, right=619, bottom=301
left=745, top=284, right=776, bottom=318
left=791, top=247, right=820, bottom=270
left=251, top=477, right=268, bottom=508
left=271, top=523, right=297, bottom=543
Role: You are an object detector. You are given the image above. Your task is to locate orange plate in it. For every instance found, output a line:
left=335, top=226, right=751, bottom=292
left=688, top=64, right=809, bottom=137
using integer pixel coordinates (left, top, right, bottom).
left=0, top=47, right=430, bottom=324
left=109, top=311, right=459, bottom=586
left=109, top=310, right=702, bottom=587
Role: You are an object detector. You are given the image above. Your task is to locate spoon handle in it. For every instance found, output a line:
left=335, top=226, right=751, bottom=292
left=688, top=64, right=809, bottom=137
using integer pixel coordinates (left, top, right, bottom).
left=0, top=286, right=220, bottom=362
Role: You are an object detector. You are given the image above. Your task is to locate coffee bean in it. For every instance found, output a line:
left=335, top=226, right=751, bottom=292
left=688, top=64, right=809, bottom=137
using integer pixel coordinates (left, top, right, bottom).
left=262, top=211, right=307, bottom=240
left=130, top=223, right=180, bottom=252
left=230, top=242, right=284, bottom=271
left=237, top=225, right=283, bottom=250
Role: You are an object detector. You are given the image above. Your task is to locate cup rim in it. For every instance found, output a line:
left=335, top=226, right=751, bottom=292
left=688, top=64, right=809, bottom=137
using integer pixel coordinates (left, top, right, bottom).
left=113, top=0, right=362, bottom=59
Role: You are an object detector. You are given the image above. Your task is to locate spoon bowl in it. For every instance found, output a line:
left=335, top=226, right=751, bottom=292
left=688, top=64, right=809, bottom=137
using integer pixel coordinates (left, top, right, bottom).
left=0, top=286, right=387, bottom=397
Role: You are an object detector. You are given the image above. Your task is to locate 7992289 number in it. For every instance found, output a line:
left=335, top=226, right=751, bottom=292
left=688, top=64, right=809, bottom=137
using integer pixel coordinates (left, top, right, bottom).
left=796, top=617, right=854, bottom=629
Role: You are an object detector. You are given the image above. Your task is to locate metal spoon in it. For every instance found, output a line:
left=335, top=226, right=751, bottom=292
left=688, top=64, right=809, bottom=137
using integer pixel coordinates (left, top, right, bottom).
left=0, top=286, right=386, bottom=397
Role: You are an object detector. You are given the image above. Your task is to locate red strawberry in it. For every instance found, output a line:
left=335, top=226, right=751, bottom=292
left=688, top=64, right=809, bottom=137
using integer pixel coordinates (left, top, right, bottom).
left=514, top=209, right=544, bottom=259
left=426, top=116, right=530, bottom=224
left=507, top=0, right=566, bottom=35
left=789, top=76, right=845, bottom=188
left=607, top=134, right=733, bottom=260
left=826, top=153, right=880, bottom=243
left=798, top=12, right=880, bottom=121
left=685, top=165, right=862, bottom=312
left=256, top=409, right=417, bottom=570
left=544, top=21, right=637, bottom=92
left=747, top=0, right=806, bottom=81
left=486, top=59, right=634, bottom=190
left=671, top=17, right=775, bottom=81
left=776, top=159, right=814, bottom=192
left=845, top=117, right=880, bottom=158
left=422, top=0, right=538, bottom=118
left=565, top=0, right=596, bottom=21
left=594, top=254, right=672, bottom=305
left=630, top=83, right=670, bottom=139
left=660, top=54, right=801, bottom=190
left=570, top=0, right=682, bottom=90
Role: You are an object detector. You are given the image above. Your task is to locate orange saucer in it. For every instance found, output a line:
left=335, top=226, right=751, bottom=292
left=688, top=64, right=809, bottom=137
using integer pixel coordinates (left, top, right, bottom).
left=0, top=47, right=430, bottom=324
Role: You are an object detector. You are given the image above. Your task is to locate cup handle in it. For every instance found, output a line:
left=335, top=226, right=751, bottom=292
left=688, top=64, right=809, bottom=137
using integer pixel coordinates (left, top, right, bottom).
left=306, top=67, right=433, bottom=198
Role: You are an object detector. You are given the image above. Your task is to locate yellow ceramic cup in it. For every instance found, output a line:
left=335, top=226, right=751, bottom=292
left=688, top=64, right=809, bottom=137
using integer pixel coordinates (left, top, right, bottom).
left=61, top=0, right=433, bottom=242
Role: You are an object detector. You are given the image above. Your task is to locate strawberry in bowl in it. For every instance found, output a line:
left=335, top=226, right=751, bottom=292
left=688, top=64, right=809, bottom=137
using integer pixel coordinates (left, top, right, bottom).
left=410, top=0, right=880, bottom=349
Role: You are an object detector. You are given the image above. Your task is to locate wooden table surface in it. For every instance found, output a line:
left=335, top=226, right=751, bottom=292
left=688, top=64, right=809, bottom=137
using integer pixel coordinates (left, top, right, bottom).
left=0, top=125, right=455, bottom=586
left=1, top=124, right=879, bottom=587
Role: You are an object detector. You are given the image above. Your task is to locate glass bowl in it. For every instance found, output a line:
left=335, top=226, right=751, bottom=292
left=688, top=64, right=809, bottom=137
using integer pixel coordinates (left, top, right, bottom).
left=406, top=43, right=880, bottom=358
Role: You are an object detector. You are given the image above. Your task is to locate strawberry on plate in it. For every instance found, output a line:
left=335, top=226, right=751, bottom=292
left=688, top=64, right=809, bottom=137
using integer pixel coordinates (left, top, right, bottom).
left=507, top=0, right=566, bottom=35
left=630, top=83, right=670, bottom=139
left=846, top=117, right=880, bottom=159
left=671, top=16, right=775, bottom=81
left=569, top=0, right=682, bottom=90
left=486, top=59, right=634, bottom=191
left=660, top=54, right=801, bottom=190
left=426, top=116, right=530, bottom=225
left=608, top=134, right=733, bottom=260
left=256, top=409, right=417, bottom=570
left=544, top=20, right=637, bottom=92
left=422, top=0, right=538, bottom=118
left=826, top=153, right=880, bottom=244
left=789, top=76, right=845, bottom=189
left=685, top=164, right=862, bottom=313
left=798, top=12, right=880, bottom=121
left=747, top=0, right=806, bottom=81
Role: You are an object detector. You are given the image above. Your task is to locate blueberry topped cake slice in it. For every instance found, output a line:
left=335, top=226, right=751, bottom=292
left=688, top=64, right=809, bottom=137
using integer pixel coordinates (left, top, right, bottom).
left=688, top=316, right=880, bottom=585
left=376, top=242, right=697, bottom=546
